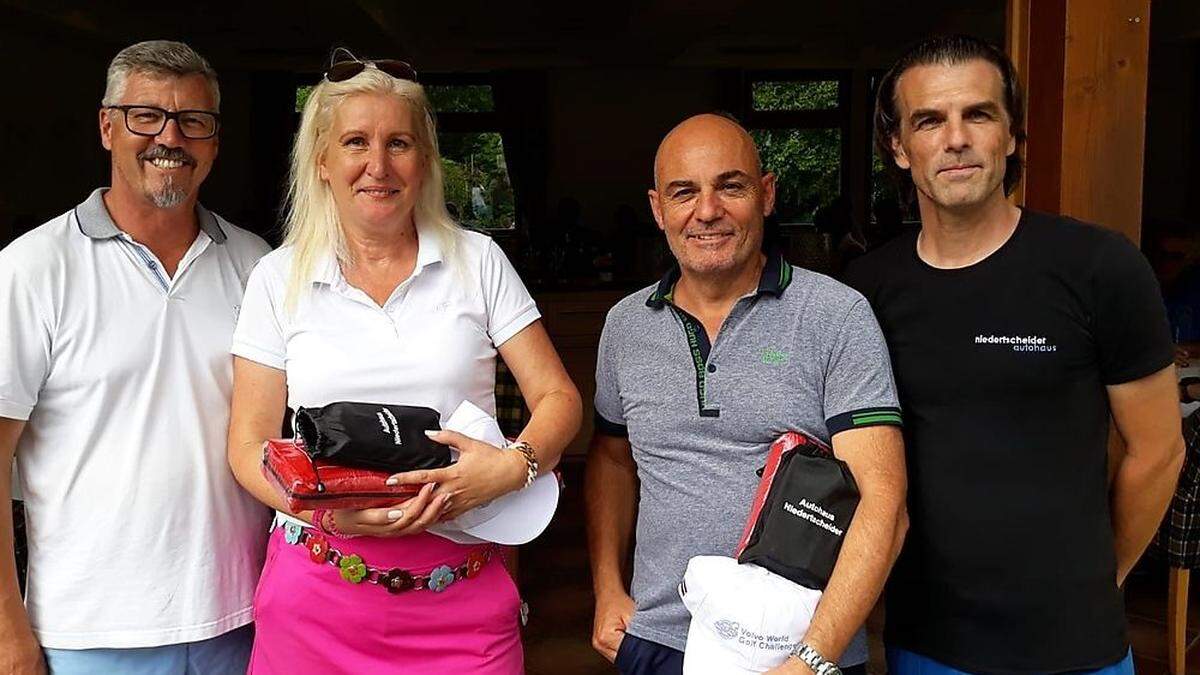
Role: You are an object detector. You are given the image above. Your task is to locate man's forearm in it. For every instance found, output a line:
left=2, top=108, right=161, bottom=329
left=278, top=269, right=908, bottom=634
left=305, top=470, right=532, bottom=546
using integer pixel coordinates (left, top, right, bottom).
left=2, top=496, right=35, bottom=630
left=1111, top=438, right=1184, bottom=584
left=800, top=487, right=907, bottom=663
left=1, top=429, right=39, bottom=660
left=584, top=448, right=638, bottom=596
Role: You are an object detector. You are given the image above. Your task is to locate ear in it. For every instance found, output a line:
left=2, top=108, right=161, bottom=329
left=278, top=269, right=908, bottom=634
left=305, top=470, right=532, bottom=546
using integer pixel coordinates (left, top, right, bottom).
left=1006, top=131, right=1016, bottom=157
left=318, top=153, right=329, bottom=182
left=760, top=172, right=777, bottom=217
left=648, top=189, right=665, bottom=233
left=891, top=134, right=911, bottom=170
left=99, top=108, right=114, bottom=151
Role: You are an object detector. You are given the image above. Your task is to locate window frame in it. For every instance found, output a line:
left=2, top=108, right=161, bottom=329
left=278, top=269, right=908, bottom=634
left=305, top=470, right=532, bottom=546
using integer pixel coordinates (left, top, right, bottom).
left=421, top=74, right=517, bottom=231
left=742, top=70, right=853, bottom=225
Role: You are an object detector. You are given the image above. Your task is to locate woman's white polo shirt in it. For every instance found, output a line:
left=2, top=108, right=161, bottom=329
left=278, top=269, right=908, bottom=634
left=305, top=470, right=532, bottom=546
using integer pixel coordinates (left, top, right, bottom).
left=232, top=224, right=540, bottom=439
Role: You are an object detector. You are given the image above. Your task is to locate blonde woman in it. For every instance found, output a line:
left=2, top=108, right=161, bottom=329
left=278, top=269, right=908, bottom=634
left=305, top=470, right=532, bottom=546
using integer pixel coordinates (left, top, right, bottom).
left=227, top=53, right=581, bottom=673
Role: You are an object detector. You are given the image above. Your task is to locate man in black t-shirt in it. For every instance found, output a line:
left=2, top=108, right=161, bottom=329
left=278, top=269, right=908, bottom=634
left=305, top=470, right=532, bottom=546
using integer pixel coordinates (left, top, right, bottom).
left=846, top=35, right=1185, bottom=675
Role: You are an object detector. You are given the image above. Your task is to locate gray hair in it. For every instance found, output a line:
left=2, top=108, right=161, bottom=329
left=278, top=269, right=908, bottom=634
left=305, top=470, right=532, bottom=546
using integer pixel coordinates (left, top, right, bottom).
left=102, top=40, right=220, bottom=110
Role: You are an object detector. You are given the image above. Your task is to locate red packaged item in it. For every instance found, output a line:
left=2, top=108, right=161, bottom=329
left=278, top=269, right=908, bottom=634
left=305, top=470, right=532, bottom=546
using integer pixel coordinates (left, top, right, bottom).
left=262, top=438, right=422, bottom=512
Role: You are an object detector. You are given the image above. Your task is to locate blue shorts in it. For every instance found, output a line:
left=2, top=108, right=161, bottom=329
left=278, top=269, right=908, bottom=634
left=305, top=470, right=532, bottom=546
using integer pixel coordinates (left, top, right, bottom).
left=42, top=624, right=252, bottom=675
left=886, top=646, right=1134, bottom=675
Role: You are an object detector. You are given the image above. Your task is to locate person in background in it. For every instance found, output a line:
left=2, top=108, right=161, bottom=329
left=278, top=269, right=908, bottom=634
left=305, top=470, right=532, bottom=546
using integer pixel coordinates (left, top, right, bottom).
left=0, top=40, right=271, bottom=674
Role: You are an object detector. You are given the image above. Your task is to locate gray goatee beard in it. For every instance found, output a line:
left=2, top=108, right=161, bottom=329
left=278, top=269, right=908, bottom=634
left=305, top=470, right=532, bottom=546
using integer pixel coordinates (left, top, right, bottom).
left=147, top=175, right=187, bottom=209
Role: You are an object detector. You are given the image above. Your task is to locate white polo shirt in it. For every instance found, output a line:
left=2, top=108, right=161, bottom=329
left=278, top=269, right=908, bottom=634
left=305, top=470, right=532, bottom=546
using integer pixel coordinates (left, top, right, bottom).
left=231, top=223, right=539, bottom=445
left=0, top=188, right=272, bottom=649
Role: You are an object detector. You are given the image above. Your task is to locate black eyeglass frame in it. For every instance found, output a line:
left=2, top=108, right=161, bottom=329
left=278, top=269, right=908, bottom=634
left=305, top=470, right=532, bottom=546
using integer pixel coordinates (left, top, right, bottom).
left=323, top=47, right=418, bottom=83
left=104, top=105, right=222, bottom=140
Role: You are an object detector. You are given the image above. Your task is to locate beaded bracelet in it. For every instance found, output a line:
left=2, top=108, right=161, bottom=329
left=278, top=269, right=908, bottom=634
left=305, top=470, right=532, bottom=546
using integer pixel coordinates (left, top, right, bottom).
left=312, top=508, right=357, bottom=539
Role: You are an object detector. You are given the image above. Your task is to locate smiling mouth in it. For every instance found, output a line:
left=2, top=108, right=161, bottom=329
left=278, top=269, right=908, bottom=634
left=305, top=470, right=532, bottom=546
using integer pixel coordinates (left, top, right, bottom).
left=357, top=187, right=399, bottom=197
left=146, top=157, right=190, bottom=170
left=687, top=231, right=734, bottom=243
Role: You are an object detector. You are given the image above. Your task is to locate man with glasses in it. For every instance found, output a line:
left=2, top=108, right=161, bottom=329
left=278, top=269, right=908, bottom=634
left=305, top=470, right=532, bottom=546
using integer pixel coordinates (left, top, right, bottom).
left=0, top=40, right=270, bottom=674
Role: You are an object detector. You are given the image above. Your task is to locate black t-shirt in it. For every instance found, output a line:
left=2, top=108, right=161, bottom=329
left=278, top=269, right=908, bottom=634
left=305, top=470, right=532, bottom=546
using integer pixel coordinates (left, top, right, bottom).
left=844, top=210, right=1173, bottom=674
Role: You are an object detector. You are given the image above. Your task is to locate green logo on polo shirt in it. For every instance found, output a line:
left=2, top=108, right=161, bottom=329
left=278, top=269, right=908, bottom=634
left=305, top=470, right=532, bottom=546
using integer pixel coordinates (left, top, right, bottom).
left=761, top=348, right=789, bottom=365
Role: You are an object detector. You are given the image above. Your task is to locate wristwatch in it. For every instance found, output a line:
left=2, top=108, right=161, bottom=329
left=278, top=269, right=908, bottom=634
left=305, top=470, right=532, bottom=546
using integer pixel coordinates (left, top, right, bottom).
left=791, top=643, right=842, bottom=675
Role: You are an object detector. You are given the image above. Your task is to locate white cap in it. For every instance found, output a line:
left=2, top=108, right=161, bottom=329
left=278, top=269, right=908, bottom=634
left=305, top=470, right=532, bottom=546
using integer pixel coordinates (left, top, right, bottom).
left=679, top=556, right=823, bottom=675
left=426, top=400, right=560, bottom=546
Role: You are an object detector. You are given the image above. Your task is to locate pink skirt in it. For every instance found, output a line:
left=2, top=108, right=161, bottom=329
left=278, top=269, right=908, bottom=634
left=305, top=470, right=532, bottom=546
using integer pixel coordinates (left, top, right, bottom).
left=248, top=527, right=524, bottom=674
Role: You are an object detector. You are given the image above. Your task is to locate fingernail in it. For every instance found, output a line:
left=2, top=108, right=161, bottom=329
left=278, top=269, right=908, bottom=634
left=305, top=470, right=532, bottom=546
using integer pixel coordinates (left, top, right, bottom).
left=424, top=430, right=438, bottom=438
left=388, top=509, right=404, bottom=520
left=385, top=477, right=398, bottom=486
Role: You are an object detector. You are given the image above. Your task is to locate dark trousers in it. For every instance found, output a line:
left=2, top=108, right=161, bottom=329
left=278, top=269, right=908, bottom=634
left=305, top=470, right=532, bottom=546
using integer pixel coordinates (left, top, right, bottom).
left=615, top=633, right=868, bottom=675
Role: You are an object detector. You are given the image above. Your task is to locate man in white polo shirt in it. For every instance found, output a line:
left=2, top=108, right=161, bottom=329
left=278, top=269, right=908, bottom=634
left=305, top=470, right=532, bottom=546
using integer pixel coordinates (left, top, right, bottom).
left=0, top=41, right=271, bottom=674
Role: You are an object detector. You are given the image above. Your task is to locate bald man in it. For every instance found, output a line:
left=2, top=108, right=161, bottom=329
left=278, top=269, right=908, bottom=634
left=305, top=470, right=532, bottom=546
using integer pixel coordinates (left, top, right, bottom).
left=584, top=114, right=908, bottom=675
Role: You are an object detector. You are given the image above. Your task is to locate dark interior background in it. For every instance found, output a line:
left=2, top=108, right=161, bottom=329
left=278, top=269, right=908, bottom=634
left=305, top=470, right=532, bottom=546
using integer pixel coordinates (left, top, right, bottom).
left=2, top=1, right=1197, bottom=275
left=1, top=0, right=1009, bottom=269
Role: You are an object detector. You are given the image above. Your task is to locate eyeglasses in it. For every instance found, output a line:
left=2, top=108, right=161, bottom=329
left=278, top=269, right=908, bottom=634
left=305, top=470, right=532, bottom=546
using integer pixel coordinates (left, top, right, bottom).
left=324, top=47, right=417, bottom=83
left=106, top=105, right=220, bottom=140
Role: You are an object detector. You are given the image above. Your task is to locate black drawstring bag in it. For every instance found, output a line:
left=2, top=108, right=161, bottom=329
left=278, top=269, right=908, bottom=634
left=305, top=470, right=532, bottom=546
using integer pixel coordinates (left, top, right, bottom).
left=736, top=431, right=860, bottom=590
left=294, top=402, right=451, bottom=477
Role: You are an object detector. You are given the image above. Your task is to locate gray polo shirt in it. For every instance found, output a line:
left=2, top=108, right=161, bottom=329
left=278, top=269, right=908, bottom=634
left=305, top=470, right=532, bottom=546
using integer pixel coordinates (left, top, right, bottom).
left=594, top=252, right=901, bottom=665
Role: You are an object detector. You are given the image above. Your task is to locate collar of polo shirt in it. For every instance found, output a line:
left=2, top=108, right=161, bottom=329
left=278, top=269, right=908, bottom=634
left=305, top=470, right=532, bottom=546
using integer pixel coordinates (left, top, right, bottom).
left=73, top=188, right=227, bottom=244
left=646, top=248, right=793, bottom=309
left=312, top=219, right=446, bottom=286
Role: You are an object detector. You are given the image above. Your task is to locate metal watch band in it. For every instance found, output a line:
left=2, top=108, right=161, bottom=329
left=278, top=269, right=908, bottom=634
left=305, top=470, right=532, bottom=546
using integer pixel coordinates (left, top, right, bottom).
left=506, top=440, right=539, bottom=488
left=791, top=643, right=842, bottom=675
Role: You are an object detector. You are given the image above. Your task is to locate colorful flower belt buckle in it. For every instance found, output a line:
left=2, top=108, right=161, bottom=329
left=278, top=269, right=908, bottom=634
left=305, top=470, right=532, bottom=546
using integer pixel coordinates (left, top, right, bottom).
left=380, top=568, right=415, bottom=594
left=307, top=533, right=329, bottom=564
left=339, top=554, right=367, bottom=584
left=283, top=521, right=303, bottom=545
left=428, top=565, right=455, bottom=593
left=465, top=550, right=488, bottom=579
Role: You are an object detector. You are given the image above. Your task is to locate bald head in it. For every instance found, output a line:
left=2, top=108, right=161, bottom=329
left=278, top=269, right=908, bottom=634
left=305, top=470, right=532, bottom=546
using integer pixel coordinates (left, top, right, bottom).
left=647, top=113, right=776, bottom=283
left=653, top=114, right=763, bottom=190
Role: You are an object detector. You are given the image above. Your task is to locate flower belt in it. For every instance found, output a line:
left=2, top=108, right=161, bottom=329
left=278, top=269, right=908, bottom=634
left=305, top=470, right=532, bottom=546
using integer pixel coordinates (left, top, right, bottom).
left=279, top=520, right=495, bottom=594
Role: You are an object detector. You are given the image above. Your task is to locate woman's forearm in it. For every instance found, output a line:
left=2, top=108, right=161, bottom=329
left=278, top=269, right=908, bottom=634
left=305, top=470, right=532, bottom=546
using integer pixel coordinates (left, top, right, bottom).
left=517, top=387, right=582, bottom=475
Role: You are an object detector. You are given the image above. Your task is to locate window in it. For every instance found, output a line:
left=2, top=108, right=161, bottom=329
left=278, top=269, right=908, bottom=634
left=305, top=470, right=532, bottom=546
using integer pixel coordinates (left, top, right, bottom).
left=867, top=72, right=911, bottom=223
left=745, top=75, right=847, bottom=224
left=296, top=85, right=314, bottom=113
left=426, top=82, right=514, bottom=231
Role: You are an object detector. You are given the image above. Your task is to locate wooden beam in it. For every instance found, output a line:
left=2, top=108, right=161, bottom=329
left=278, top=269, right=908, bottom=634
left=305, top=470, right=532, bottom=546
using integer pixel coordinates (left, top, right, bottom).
left=1012, top=0, right=1067, bottom=214
left=1059, top=0, right=1152, bottom=243
left=1009, top=0, right=1151, bottom=244
left=1168, top=567, right=1190, bottom=675
left=1005, top=0, right=1031, bottom=205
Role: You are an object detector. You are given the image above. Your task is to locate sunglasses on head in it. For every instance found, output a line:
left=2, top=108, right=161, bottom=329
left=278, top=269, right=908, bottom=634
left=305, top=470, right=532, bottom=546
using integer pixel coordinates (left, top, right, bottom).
left=324, top=47, right=417, bottom=83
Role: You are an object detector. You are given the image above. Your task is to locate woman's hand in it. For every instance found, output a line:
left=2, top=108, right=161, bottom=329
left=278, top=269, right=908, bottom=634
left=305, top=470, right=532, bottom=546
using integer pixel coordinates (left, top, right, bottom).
left=327, top=482, right=450, bottom=538
left=387, top=430, right=527, bottom=521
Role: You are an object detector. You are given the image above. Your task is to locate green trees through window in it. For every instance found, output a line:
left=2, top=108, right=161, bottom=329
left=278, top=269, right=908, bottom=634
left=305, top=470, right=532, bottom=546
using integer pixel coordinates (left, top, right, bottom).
left=427, top=84, right=513, bottom=230
left=749, top=79, right=842, bottom=224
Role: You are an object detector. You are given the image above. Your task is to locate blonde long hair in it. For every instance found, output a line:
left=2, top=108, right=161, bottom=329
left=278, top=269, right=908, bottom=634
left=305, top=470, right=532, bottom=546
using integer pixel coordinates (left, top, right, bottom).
left=283, top=67, right=460, bottom=310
